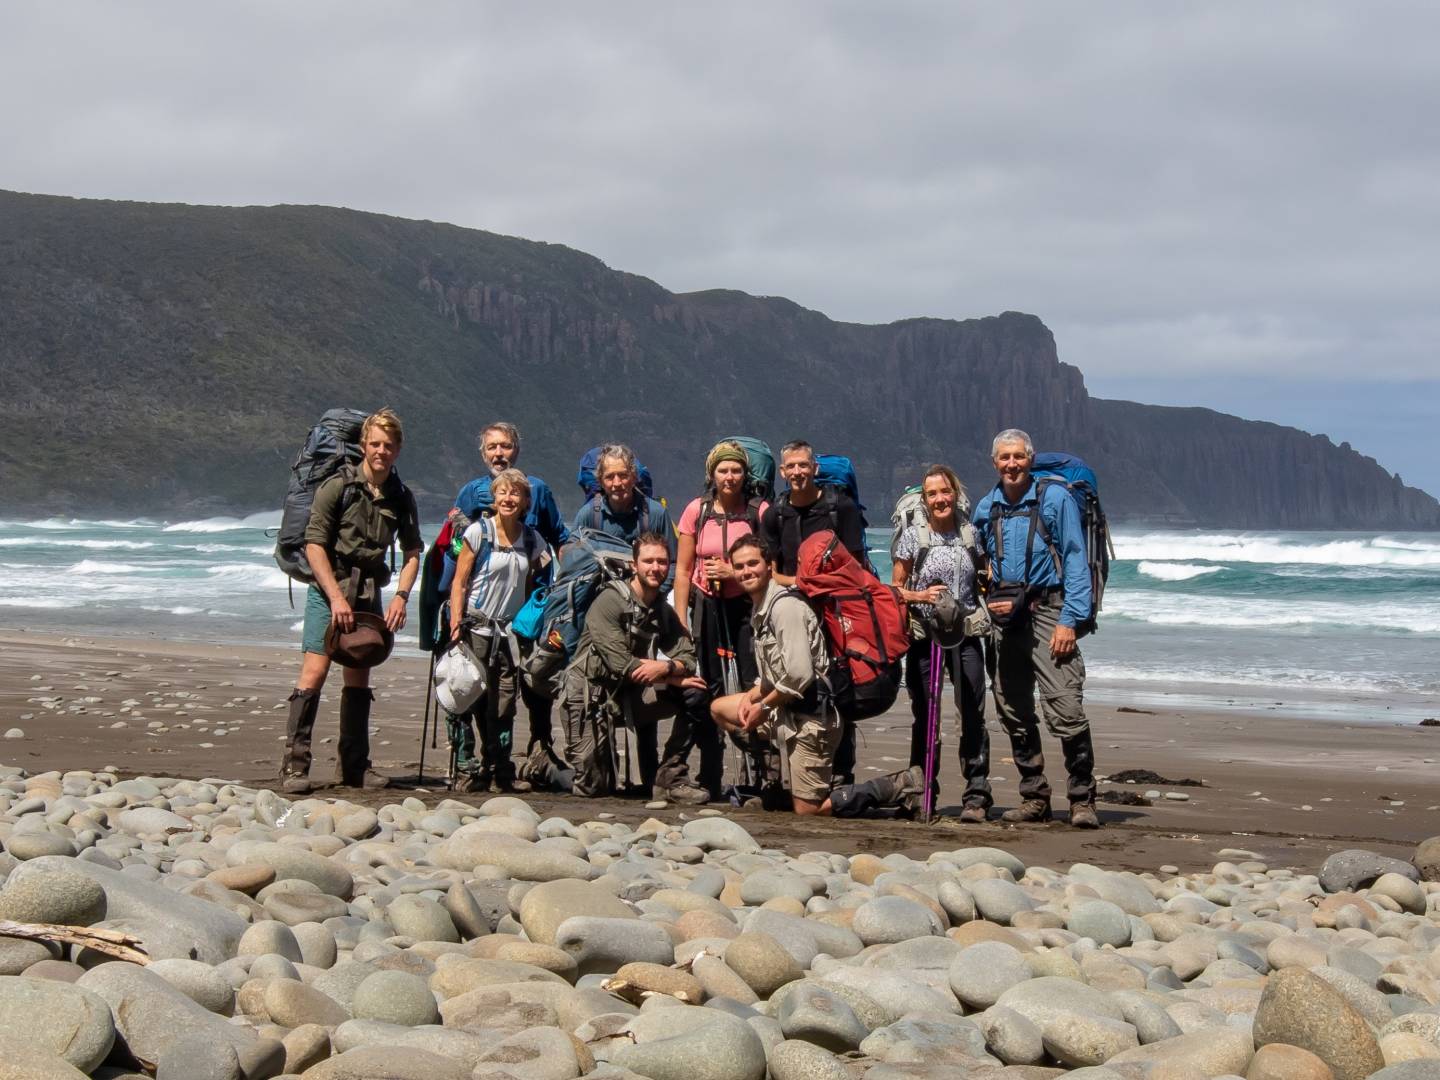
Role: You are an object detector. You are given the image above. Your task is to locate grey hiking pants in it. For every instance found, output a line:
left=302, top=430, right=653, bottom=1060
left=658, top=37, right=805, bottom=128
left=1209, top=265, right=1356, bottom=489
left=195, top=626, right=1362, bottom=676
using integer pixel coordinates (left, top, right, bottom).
left=988, top=590, right=1095, bottom=805
left=560, top=671, right=679, bottom=798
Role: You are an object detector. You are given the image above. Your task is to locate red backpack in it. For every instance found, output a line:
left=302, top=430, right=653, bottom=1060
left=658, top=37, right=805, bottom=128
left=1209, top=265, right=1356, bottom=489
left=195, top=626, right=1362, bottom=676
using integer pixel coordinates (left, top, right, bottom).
left=795, top=530, right=909, bottom=720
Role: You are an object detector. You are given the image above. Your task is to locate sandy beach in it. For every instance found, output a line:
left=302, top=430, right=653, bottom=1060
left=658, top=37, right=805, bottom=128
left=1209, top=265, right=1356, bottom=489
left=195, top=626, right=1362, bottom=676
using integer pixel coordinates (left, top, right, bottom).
left=2, top=625, right=1433, bottom=876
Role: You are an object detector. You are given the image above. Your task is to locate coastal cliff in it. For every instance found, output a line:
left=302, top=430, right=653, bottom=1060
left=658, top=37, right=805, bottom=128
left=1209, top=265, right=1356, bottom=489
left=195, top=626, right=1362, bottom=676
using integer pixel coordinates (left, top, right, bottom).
left=1, top=189, right=1435, bottom=528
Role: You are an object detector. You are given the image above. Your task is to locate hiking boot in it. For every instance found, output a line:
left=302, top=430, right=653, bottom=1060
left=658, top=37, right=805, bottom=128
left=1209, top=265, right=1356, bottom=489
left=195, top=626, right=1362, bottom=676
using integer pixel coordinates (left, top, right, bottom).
left=280, top=772, right=312, bottom=796
left=899, top=765, right=927, bottom=818
left=1000, top=798, right=1053, bottom=824
left=456, top=770, right=489, bottom=794
left=666, top=782, right=711, bottom=806
left=345, top=768, right=394, bottom=790
left=494, top=773, right=532, bottom=794
left=1069, top=802, right=1102, bottom=829
left=958, top=804, right=988, bottom=824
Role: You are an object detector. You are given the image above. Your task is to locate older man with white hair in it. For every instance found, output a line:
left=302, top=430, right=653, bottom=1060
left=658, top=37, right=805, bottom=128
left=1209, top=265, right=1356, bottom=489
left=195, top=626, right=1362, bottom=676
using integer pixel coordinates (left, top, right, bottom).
left=973, top=428, right=1100, bottom=829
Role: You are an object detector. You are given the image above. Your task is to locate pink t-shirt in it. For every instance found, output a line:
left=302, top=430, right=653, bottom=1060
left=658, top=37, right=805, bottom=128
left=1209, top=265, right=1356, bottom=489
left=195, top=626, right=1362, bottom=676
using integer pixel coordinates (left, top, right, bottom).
left=678, top=496, right=771, bottom=598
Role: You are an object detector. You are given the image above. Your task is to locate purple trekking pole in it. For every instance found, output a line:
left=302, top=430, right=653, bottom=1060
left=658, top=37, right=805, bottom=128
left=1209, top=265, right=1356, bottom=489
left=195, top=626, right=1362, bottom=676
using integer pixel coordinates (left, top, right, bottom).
left=922, top=638, right=943, bottom=823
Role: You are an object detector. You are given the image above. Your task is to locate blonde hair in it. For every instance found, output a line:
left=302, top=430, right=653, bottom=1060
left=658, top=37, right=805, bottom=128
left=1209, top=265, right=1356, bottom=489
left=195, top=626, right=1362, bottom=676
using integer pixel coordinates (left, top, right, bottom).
left=362, top=408, right=404, bottom=449
left=922, top=464, right=966, bottom=520
left=490, top=468, right=532, bottom=512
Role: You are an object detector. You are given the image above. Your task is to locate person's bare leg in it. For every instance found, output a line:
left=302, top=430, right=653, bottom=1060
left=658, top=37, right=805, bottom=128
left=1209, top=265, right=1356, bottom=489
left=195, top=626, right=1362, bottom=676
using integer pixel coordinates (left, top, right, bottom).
left=296, top=651, right=331, bottom=692
left=710, top=692, right=748, bottom=735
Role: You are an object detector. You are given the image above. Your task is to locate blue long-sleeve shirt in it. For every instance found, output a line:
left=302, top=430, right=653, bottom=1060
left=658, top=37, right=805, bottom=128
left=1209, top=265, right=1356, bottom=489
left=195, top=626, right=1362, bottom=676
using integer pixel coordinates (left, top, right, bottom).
left=453, top=473, right=569, bottom=551
left=972, top=479, right=1092, bottom=629
left=571, top=493, right=675, bottom=592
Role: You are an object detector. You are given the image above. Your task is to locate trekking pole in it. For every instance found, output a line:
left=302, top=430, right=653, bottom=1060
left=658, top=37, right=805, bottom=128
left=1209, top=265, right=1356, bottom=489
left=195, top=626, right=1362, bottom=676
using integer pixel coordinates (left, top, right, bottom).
left=418, top=651, right=435, bottom=783
left=923, top=638, right=943, bottom=823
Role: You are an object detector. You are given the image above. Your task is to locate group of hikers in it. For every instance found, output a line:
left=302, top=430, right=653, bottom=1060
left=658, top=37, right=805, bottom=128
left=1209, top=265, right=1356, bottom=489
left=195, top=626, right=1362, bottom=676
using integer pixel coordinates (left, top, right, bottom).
left=275, top=409, right=1105, bottom=829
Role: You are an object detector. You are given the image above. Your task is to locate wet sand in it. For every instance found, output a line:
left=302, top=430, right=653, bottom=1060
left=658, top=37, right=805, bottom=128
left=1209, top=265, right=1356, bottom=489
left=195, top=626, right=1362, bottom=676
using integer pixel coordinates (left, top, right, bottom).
left=1, top=626, right=1435, bottom=875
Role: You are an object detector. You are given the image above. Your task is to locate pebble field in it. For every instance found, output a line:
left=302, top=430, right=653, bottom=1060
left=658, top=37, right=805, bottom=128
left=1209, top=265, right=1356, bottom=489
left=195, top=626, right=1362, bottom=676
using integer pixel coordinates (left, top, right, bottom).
left=2, top=769, right=1440, bottom=1079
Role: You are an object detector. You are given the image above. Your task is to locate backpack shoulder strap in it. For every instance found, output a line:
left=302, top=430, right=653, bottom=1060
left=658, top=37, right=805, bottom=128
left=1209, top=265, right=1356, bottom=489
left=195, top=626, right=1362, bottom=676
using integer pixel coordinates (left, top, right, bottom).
left=588, top=493, right=605, bottom=531
left=639, top=497, right=651, bottom=534
left=819, top=487, right=839, bottom=533
left=745, top=497, right=763, bottom=534
left=1031, top=479, right=1064, bottom=578
left=908, top=523, right=934, bottom=584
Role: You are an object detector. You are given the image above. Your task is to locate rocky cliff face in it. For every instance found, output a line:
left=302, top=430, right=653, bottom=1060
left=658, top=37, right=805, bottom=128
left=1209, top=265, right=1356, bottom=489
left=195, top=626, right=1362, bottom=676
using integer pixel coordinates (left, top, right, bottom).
left=0, top=190, right=1435, bottom=529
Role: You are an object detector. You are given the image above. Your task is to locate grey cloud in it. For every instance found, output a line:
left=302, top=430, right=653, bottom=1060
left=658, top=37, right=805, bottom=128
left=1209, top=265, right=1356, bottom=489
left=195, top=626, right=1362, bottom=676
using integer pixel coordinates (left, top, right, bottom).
left=3, top=2, right=1437, bottom=397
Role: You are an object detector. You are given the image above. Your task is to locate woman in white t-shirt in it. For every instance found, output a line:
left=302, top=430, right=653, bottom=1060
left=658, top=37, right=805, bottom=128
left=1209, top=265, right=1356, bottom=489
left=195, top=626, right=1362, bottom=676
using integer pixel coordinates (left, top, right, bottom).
left=448, top=469, right=547, bottom=793
left=661, top=441, right=772, bottom=803
left=891, top=464, right=991, bottom=822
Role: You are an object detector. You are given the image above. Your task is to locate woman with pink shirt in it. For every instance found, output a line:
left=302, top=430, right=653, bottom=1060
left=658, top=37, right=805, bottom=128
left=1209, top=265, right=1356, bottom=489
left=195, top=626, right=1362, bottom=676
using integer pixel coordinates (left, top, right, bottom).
left=654, top=441, right=771, bottom=803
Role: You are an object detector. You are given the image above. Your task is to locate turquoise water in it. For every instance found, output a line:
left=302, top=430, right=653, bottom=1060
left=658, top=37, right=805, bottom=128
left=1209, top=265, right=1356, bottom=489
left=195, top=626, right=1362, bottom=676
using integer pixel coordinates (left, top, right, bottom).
left=2, top=516, right=1437, bottom=721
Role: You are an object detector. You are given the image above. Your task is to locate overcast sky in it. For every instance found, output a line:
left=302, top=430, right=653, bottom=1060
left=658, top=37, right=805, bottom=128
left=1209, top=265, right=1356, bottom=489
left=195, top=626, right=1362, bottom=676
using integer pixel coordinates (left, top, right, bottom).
left=5, top=2, right=1437, bottom=495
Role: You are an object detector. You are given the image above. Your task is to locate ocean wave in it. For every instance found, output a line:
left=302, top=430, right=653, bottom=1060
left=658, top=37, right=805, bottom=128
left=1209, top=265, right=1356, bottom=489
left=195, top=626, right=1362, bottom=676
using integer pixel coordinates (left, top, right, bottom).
left=186, top=543, right=275, bottom=555
left=67, top=559, right=165, bottom=575
left=1104, top=590, right=1440, bottom=634
left=0, top=537, right=158, bottom=550
left=1113, top=532, right=1440, bottom=568
left=1087, top=661, right=1409, bottom=695
left=140, top=605, right=205, bottom=615
left=163, top=512, right=278, bottom=533
left=1136, top=561, right=1224, bottom=582
left=0, top=596, right=69, bottom=609
left=205, top=563, right=292, bottom=589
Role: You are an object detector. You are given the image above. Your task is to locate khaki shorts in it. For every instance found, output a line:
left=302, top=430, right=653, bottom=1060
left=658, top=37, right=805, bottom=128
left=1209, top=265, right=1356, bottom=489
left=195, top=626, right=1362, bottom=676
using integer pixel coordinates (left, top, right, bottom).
left=755, top=709, right=840, bottom=804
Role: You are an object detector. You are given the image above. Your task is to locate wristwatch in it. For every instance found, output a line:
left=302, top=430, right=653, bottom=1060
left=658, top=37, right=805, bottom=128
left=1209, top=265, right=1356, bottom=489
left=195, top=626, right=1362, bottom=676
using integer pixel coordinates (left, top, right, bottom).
left=395, top=589, right=411, bottom=601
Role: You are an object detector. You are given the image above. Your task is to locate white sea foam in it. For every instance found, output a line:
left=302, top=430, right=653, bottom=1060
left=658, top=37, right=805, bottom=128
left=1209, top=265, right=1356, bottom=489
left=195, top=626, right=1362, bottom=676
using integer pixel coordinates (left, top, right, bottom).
left=0, top=537, right=157, bottom=550
left=1136, top=561, right=1224, bottom=582
left=1104, top=589, right=1440, bottom=634
left=0, top=596, right=68, bottom=609
left=141, top=605, right=204, bottom=615
left=1114, top=532, right=1440, bottom=568
left=67, top=560, right=161, bottom=575
left=205, top=563, right=291, bottom=589
left=162, top=512, right=278, bottom=533
left=1088, top=661, right=1406, bottom=695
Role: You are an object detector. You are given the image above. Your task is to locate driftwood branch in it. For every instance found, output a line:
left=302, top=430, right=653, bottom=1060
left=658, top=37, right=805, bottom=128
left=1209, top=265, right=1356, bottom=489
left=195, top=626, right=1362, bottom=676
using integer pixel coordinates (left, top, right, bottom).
left=0, top=919, right=150, bottom=965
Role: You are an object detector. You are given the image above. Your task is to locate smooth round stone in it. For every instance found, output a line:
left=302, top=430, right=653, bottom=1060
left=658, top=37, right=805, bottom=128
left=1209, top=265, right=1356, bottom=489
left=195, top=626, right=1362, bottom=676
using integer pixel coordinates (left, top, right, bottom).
left=207, top=864, right=275, bottom=896
left=147, top=958, right=235, bottom=1015
left=443, top=882, right=495, bottom=940
left=264, top=890, right=349, bottom=927
left=1372, top=873, right=1428, bottom=915
left=615, top=962, right=705, bottom=1003
left=518, top=879, right=635, bottom=946
left=817, top=968, right=957, bottom=1026
left=995, top=976, right=1126, bottom=1029
left=494, top=941, right=578, bottom=980
left=291, top=922, right=338, bottom=969
left=768, top=1039, right=854, bottom=1080
left=938, top=881, right=977, bottom=924
left=724, top=932, right=803, bottom=997
left=613, top=1008, right=766, bottom=1080
left=237, top=921, right=303, bottom=963
left=680, top=818, right=761, bottom=854
left=858, top=1013, right=990, bottom=1065
left=300, top=1045, right=471, bottom=1080
left=852, top=896, right=943, bottom=945
left=281, top=1022, right=331, bottom=1074
left=238, top=843, right=354, bottom=900
left=249, top=954, right=300, bottom=981
left=967, top=879, right=1035, bottom=925
left=1268, top=935, right=1329, bottom=970
left=553, top=914, right=676, bottom=976
left=351, top=970, right=438, bottom=1027
left=311, top=960, right=380, bottom=1011
left=386, top=895, right=459, bottom=943
left=1107, top=1026, right=1254, bottom=1076
left=0, top=866, right=106, bottom=925
left=263, top=979, right=349, bottom=1028
left=154, top=1029, right=242, bottom=1080
left=1319, top=850, right=1418, bottom=895
left=0, top=939, right=58, bottom=978
left=22, top=959, right=86, bottom=984
left=0, top=974, right=116, bottom=1072
left=777, top=981, right=869, bottom=1051
left=1380, top=1032, right=1440, bottom=1066
left=1068, top=900, right=1133, bottom=947
left=979, top=1005, right=1044, bottom=1066
left=115, top=807, right=194, bottom=835
left=1043, top=1011, right=1140, bottom=1068
left=693, top=955, right=760, bottom=1006
left=949, top=940, right=1032, bottom=1009
left=1246, top=1042, right=1337, bottom=1080
left=739, top=871, right=813, bottom=906
left=1253, top=967, right=1386, bottom=1080
left=1368, top=1064, right=1440, bottom=1080
left=5, top=835, right=77, bottom=860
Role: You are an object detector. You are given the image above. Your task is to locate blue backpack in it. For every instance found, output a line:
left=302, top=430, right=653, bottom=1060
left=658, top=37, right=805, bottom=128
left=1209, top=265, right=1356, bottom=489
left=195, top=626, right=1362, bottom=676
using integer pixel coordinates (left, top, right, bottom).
left=576, top=446, right=658, bottom=533
left=1001, top=452, right=1113, bottom=635
left=515, top=528, right=635, bottom=698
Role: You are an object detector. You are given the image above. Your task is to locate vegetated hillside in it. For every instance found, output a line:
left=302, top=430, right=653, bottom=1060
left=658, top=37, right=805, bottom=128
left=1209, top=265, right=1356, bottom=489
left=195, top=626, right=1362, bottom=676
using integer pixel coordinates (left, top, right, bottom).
left=1, top=189, right=1435, bottom=529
